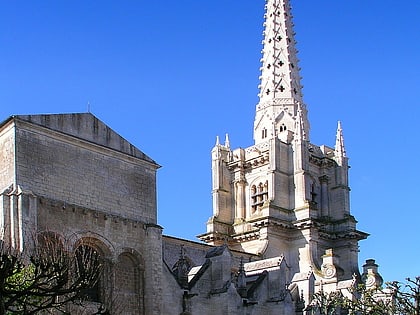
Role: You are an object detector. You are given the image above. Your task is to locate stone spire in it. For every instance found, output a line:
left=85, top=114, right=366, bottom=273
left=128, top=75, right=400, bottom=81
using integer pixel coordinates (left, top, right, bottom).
left=254, top=0, right=308, bottom=144
left=224, top=133, right=230, bottom=149
left=334, top=121, right=346, bottom=158
left=258, top=0, right=303, bottom=104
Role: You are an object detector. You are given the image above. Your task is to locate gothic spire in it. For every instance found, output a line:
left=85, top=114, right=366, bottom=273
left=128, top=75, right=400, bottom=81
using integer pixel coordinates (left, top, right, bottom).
left=254, top=0, right=309, bottom=144
left=335, top=121, right=346, bottom=158
left=258, top=0, right=303, bottom=105
left=224, top=133, right=230, bottom=149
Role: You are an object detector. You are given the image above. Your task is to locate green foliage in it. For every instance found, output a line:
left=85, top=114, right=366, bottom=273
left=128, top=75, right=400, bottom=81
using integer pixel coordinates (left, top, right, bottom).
left=341, top=284, right=394, bottom=315
left=4, top=264, right=44, bottom=313
left=310, top=290, right=345, bottom=315
left=6, top=263, right=35, bottom=289
left=309, top=277, right=420, bottom=315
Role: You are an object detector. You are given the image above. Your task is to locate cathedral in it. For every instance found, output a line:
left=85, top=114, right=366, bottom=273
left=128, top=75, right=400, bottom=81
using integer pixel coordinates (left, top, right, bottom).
left=0, top=0, right=382, bottom=314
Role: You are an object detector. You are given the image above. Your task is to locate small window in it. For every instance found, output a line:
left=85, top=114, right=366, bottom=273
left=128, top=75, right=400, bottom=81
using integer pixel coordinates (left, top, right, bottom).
left=279, top=124, right=287, bottom=132
left=310, top=183, right=317, bottom=203
left=261, top=128, right=268, bottom=139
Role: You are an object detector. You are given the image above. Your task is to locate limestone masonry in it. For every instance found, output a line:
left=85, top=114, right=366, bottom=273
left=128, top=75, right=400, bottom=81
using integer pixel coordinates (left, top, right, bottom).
left=0, top=0, right=382, bottom=314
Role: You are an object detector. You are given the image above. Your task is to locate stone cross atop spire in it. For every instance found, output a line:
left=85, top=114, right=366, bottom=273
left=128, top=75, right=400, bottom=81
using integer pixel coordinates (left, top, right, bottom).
left=254, top=0, right=308, bottom=144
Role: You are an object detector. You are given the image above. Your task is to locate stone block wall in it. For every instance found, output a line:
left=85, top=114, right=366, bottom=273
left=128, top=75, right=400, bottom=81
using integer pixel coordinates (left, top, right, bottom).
left=0, top=120, right=15, bottom=190
left=14, top=119, right=158, bottom=224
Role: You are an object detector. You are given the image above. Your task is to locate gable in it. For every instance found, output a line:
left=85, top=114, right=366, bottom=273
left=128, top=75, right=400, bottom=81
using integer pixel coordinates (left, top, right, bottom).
left=13, top=113, right=156, bottom=165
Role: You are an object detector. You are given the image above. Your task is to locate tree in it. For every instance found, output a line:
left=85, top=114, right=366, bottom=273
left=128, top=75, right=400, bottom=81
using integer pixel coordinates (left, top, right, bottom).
left=388, top=277, right=420, bottom=315
left=308, top=277, right=420, bottom=315
left=343, top=284, right=394, bottom=315
left=0, top=233, right=107, bottom=314
left=309, top=289, right=345, bottom=315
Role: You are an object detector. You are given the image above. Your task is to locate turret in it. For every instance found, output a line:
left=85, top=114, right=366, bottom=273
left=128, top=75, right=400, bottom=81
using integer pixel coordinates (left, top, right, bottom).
left=211, top=135, right=232, bottom=221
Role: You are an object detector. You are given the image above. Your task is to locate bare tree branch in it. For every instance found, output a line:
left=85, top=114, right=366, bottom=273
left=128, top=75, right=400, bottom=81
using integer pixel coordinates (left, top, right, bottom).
left=0, top=233, right=105, bottom=314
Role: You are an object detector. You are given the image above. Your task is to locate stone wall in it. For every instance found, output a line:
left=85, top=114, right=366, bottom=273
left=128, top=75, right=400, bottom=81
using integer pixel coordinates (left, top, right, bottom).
left=14, top=119, right=158, bottom=224
left=0, top=120, right=15, bottom=191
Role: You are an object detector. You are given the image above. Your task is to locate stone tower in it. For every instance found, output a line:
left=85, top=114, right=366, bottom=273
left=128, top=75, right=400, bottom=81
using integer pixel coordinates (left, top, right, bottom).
left=199, top=0, right=368, bottom=293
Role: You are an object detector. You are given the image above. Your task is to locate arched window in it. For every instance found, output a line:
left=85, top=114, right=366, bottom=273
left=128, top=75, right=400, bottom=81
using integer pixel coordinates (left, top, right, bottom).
left=279, top=124, right=287, bottom=132
left=310, top=182, right=317, bottom=203
left=75, top=245, right=102, bottom=303
left=251, top=185, right=257, bottom=212
left=115, top=251, right=144, bottom=315
left=251, top=181, right=269, bottom=213
left=251, top=185, right=257, bottom=195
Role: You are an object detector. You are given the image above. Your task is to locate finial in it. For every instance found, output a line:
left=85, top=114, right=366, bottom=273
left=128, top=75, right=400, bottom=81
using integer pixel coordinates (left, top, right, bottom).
left=176, top=245, right=189, bottom=289
left=295, top=107, right=307, bottom=141
left=335, top=120, right=346, bottom=158
left=179, top=245, right=185, bottom=259
left=215, top=135, right=220, bottom=146
left=224, top=133, right=230, bottom=149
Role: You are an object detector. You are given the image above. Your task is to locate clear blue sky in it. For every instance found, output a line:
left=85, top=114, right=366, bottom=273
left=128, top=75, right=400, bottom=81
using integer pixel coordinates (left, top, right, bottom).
left=1, top=1, right=419, bottom=283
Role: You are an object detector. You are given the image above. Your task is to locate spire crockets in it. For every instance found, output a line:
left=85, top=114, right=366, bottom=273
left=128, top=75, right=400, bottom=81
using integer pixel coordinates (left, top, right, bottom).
left=254, top=0, right=308, bottom=144
left=258, top=0, right=302, bottom=103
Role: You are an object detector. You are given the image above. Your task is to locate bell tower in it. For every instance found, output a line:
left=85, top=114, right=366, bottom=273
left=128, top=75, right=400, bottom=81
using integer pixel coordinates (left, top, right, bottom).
left=198, top=0, right=368, bottom=290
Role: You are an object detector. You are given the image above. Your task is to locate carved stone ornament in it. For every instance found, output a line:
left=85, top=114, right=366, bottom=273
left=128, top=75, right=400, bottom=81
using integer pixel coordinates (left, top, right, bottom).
left=321, top=263, right=336, bottom=279
left=363, top=274, right=376, bottom=287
